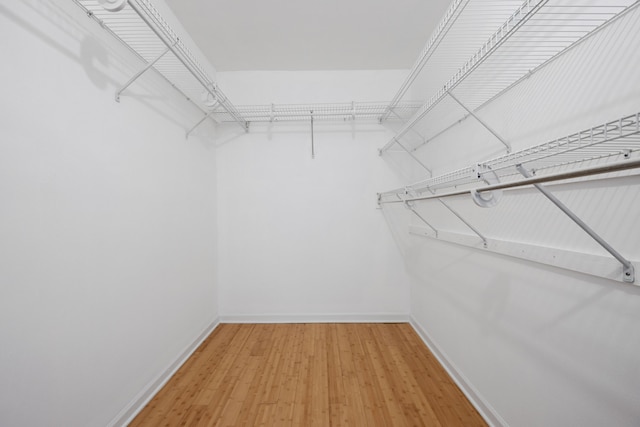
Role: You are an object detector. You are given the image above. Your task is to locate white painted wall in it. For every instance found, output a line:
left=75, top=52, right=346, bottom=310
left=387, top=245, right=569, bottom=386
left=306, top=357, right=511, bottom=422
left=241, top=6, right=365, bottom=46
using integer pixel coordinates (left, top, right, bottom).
left=382, top=5, right=640, bottom=427
left=0, top=1, right=218, bottom=426
left=216, top=71, right=412, bottom=321
left=4, top=1, right=637, bottom=426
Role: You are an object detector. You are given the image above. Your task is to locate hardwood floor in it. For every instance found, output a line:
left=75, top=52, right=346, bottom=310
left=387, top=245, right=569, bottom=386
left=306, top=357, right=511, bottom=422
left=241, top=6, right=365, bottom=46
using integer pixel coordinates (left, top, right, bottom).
left=130, top=323, right=486, bottom=426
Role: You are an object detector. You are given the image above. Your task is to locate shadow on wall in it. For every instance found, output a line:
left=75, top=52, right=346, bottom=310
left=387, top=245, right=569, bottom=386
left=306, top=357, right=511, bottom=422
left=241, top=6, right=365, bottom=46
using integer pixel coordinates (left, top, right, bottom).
left=371, top=116, right=435, bottom=183
left=406, top=237, right=640, bottom=424
left=380, top=202, right=412, bottom=258
left=376, top=6, right=640, bottom=425
left=80, top=36, right=109, bottom=90
left=0, top=0, right=216, bottom=143
left=380, top=147, right=431, bottom=184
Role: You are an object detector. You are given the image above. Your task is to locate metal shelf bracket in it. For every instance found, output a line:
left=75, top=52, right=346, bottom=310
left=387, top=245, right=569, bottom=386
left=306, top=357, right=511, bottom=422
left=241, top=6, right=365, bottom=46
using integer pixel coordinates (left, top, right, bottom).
left=186, top=103, right=219, bottom=139
left=448, top=91, right=511, bottom=152
left=516, top=164, right=635, bottom=283
left=405, top=202, right=439, bottom=237
left=471, top=164, right=503, bottom=208
left=115, top=43, right=173, bottom=102
left=395, top=140, right=432, bottom=176
left=439, top=199, right=488, bottom=248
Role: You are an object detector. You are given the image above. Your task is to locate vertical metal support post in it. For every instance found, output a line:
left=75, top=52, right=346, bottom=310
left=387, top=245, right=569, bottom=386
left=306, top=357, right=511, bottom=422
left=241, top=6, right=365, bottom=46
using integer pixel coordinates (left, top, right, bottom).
left=116, top=45, right=172, bottom=102
left=516, top=164, right=634, bottom=283
left=447, top=91, right=511, bottom=152
left=310, top=110, right=315, bottom=159
left=439, top=199, right=488, bottom=247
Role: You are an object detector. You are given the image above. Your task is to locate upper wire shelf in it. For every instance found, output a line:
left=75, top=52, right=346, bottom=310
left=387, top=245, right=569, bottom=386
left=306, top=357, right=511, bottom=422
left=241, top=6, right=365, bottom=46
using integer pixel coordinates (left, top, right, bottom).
left=211, top=101, right=423, bottom=123
left=379, top=112, right=640, bottom=199
left=380, top=0, right=638, bottom=155
left=380, top=0, right=526, bottom=123
left=73, top=0, right=248, bottom=130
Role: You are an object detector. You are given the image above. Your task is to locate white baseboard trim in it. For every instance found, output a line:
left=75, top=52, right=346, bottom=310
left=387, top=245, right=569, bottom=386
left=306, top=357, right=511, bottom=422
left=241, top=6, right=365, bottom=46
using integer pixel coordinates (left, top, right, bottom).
left=219, top=313, right=410, bottom=324
left=108, top=317, right=220, bottom=427
left=409, top=317, right=507, bottom=427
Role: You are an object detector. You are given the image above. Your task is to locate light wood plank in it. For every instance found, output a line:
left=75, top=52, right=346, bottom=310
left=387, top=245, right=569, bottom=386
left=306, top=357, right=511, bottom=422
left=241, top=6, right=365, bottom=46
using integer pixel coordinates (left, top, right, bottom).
left=131, top=323, right=487, bottom=426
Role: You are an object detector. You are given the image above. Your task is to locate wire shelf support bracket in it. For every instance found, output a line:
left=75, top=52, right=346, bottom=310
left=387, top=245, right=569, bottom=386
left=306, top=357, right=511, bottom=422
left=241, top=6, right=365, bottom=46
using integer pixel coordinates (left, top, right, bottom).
left=186, top=106, right=220, bottom=139
left=407, top=204, right=439, bottom=238
left=447, top=91, right=511, bottom=152
left=516, top=165, right=635, bottom=283
left=439, top=199, right=488, bottom=248
left=115, top=43, right=173, bottom=102
left=392, top=140, right=432, bottom=176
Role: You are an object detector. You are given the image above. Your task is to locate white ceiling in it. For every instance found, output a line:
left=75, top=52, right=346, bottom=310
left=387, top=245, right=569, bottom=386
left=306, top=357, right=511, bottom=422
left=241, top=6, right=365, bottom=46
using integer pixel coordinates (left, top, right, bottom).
left=164, top=0, right=452, bottom=71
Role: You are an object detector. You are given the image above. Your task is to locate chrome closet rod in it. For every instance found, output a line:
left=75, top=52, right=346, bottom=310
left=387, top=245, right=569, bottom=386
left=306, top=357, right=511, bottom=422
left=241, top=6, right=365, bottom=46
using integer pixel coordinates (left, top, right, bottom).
left=379, top=157, right=640, bottom=205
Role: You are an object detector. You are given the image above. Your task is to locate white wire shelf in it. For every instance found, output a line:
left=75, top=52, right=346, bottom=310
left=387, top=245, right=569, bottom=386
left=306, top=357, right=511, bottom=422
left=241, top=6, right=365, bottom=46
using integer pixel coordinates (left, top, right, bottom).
left=379, top=112, right=640, bottom=199
left=380, top=0, right=526, bottom=123
left=210, top=101, right=423, bottom=123
left=73, top=1, right=422, bottom=129
left=380, top=0, right=638, bottom=154
left=73, top=0, right=248, bottom=130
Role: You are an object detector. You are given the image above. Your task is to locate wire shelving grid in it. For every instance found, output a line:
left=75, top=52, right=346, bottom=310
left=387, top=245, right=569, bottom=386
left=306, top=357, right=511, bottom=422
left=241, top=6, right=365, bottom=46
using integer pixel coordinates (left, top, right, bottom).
left=210, top=101, right=423, bottom=123
left=73, top=0, right=248, bottom=129
left=380, top=0, right=637, bottom=154
left=379, top=112, right=640, bottom=200
left=380, top=0, right=526, bottom=123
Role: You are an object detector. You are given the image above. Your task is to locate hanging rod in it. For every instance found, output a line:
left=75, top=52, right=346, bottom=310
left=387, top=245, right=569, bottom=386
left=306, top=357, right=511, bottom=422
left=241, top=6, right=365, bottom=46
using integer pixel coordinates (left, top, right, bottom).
left=74, top=0, right=248, bottom=131
left=379, top=155, right=640, bottom=283
left=379, top=157, right=640, bottom=205
left=381, top=113, right=640, bottom=199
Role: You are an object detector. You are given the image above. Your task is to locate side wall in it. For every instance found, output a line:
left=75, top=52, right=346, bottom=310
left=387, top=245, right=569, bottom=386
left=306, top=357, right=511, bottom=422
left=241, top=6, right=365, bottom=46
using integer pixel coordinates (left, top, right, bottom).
left=0, top=2, right=218, bottom=426
left=388, top=6, right=640, bottom=427
left=216, top=71, right=412, bottom=321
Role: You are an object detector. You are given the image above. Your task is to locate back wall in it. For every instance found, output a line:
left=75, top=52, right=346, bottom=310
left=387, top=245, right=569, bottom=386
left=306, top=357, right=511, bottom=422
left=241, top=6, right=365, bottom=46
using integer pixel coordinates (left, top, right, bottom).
left=216, top=71, right=412, bottom=321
